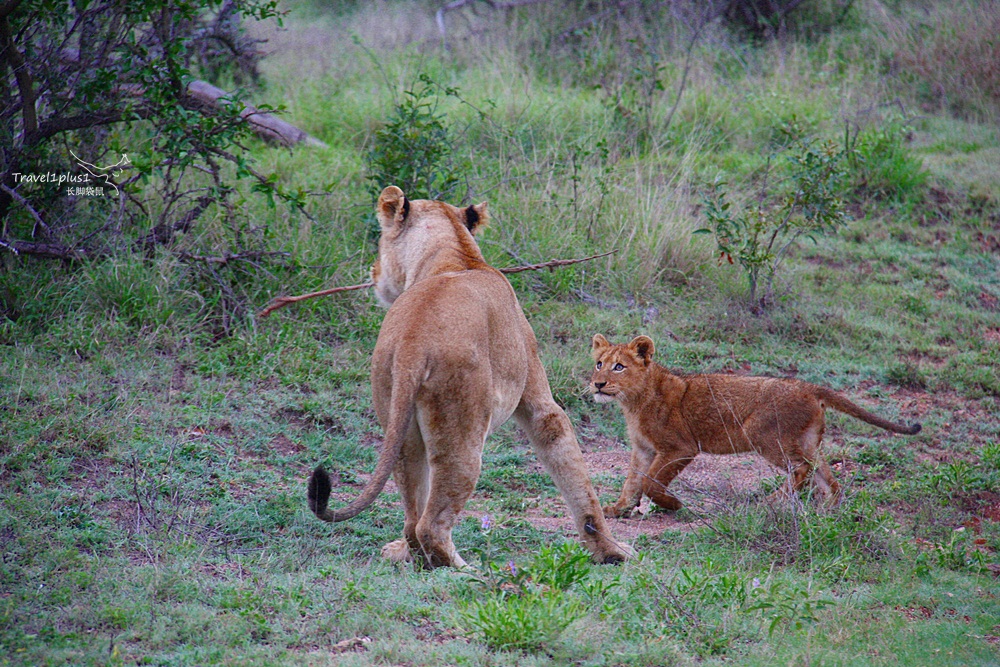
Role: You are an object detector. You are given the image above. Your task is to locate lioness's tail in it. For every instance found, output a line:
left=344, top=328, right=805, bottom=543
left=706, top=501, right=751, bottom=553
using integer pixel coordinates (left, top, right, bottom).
left=816, top=387, right=921, bottom=435
left=308, top=368, right=420, bottom=522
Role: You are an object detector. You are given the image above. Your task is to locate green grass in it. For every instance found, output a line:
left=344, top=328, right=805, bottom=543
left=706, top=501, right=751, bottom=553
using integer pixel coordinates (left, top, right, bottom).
left=3, top=0, right=1000, bottom=665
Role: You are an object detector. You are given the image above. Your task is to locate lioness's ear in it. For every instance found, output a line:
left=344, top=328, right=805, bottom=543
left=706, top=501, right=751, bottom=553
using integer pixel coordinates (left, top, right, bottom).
left=591, top=334, right=611, bottom=360
left=464, top=202, right=488, bottom=235
left=628, top=335, right=655, bottom=365
left=377, top=185, right=409, bottom=231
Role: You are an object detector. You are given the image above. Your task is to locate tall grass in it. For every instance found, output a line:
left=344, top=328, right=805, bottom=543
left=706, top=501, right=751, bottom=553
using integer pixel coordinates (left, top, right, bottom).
left=871, top=0, right=1000, bottom=122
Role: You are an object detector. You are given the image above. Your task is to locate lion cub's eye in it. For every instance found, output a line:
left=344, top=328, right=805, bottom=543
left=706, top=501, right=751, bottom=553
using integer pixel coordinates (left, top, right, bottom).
left=613, top=363, right=625, bottom=372
left=595, top=361, right=603, bottom=370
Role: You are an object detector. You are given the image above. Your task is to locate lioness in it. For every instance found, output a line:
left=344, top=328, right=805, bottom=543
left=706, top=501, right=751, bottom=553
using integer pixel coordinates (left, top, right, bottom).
left=590, top=334, right=921, bottom=515
left=307, top=186, right=630, bottom=568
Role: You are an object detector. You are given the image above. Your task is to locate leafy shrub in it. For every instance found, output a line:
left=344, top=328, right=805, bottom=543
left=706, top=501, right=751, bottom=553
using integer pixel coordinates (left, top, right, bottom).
left=365, top=73, right=465, bottom=209
left=698, top=137, right=849, bottom=311
left=459, top=586, right=585, bottom=652
left=922, top=460, right=994, bottom=502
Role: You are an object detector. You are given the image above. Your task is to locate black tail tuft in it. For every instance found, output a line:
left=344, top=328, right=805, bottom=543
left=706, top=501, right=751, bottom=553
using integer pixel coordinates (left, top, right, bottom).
left=307, top=466, right=332, bottom=517
left=909, top=423, right=922, bottom=435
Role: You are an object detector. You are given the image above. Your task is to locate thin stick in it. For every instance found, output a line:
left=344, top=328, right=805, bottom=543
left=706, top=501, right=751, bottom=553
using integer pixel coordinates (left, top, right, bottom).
left=258, top=281, right=375, bottom=318
left=257, top=250, right=616, bottom=318
left=496, top=249, right=615, bottom=274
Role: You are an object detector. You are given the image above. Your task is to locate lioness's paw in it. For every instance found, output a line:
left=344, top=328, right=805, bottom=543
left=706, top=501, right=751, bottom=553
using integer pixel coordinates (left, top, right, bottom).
left=601, top=541, right=635, bottom=564
left=380, top=539, right=413, bottom=563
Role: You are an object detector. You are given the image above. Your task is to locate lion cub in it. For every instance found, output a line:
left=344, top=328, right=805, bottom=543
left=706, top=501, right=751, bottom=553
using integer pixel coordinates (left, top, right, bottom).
left=590, top=334, right=921, bottom=515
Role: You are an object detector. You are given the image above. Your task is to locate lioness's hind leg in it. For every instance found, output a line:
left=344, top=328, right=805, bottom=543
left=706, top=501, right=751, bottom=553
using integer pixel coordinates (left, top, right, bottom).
left=514, top=395, right=630, bottom=564
left=393, top=421, right=429, bottom=560
left=414, top=410, right=486, bottom=568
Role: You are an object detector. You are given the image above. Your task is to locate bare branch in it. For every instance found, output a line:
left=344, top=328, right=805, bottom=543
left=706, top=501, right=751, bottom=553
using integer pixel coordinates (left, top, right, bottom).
left=0, top=183, right=51, bottom=238
left=3, top=240, right=86, bottom=260
left=175, top=250, right=291, bottom=265
left=133, top=195, right=215, bottom=254
left=258, top=250, right=617, bottom=318
left=496, top=249, right=616, bottom=274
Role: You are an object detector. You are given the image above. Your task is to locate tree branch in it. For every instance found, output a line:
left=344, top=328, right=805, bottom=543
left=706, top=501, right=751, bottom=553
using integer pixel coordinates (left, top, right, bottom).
left=175, top=250, right=291, bottom=265
left=0, top=183, right=51, bottom=238
left=3, top=239, right=86, bottom=260
left=0, top=13, right=37, bottom=137
left=0, top=0, right=22, bottom=20
left=257, top=250, right=617, bottom=318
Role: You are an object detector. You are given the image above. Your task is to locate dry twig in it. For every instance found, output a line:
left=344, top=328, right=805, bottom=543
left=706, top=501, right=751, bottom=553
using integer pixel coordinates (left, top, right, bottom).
left=257, top=250, right=616, bottom=318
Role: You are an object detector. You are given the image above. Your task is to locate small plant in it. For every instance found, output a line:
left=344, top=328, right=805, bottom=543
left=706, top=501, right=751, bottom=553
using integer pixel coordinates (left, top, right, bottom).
left=459, top=586, right=585, bottom=652
left=922, top=460, right=990, bottom=501
left=915, top=527, right=990, bottom=574
left=981, top=440, right=1000, bottom=471
left=846, top=117, right=926, bottom=200
left=697, top=137, right=849, bottom=311
left=365, top=73, right=465, bottom=209
left=746, top=581, right=835, bottom=637
left=458, top=540, right=593, bottom=652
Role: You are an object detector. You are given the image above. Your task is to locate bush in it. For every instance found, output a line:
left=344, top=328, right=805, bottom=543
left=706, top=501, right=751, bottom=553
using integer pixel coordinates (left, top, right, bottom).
left=365, top=73, right=466, bottom=208
left=698, top=137, right=849, bottom=311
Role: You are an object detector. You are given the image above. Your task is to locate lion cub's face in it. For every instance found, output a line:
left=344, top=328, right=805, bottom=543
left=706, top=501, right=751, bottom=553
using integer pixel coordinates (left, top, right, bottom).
left=589, top=334, right=655, bottom=404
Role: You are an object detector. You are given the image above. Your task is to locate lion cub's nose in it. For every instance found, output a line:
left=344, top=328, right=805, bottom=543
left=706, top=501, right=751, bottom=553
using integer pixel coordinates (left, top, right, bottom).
left=594, top=381, right=607, bottom=389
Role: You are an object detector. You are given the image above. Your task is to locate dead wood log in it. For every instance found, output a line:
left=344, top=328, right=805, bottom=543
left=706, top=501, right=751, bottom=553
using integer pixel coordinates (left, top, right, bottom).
left=184, top=80, right=327, bottom=148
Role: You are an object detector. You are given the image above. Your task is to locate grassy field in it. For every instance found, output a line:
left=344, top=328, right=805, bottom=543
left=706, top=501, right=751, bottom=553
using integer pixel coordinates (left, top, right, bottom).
left=2, top=1, right=1000, bottom=665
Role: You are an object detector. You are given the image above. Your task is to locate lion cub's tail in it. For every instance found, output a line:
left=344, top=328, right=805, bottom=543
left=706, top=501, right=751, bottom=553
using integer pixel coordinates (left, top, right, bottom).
left=308, top=370, right=420, bottom=522
left=816, top=387, right=921, bottom=435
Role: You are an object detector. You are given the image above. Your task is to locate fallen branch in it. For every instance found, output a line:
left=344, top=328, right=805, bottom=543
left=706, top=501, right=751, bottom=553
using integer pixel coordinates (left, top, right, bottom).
left=175, top=250, right=291, bottom=265
left=0, top=183, right=51, bottom=238
left=258, top=281, right=375, bottom=318
left=496, top=249, right=615, bottom=274
left=185, top=80, right=328, bottom=148
left=258, top=250, right=616, bottom=318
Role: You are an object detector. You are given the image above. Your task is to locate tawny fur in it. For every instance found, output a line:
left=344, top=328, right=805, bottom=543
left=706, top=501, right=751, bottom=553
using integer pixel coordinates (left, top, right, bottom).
left=590, top=334, right=921, bottom=516
left=307, top=186, right=630, bottom=568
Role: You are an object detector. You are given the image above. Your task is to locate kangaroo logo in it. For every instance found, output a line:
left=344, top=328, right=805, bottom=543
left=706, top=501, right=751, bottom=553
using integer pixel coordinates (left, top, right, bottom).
left=70, top=151, right=131, bottom=195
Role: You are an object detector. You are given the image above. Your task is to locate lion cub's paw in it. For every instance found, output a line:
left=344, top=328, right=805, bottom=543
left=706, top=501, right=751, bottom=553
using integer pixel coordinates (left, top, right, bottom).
left=602, top=504, right=633, bottom=519
left=380, top=539, right=413, bottom=563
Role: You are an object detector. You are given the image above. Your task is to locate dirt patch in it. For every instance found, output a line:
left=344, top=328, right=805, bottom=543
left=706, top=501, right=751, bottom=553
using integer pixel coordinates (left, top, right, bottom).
left=320, top=387, right=998, bottom=547
left=516, top=438, right=777, bottom=544
left=269, top=434, right=305, bottom=458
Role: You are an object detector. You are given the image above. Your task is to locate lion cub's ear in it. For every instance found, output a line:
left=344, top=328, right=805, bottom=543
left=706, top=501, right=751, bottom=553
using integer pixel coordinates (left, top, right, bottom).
left=377, top=185, right=410, bottom=231
left=464, top=202, right=488, bottom=235
left=591, top=334, right=611, bottom=360
left=627, top=335, right=655, bottom=365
